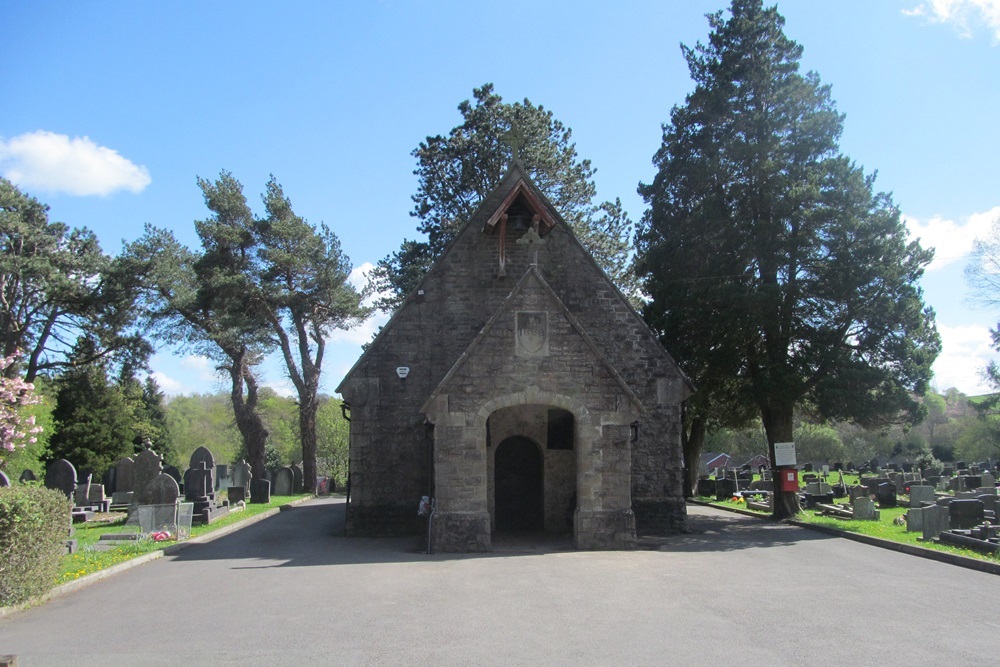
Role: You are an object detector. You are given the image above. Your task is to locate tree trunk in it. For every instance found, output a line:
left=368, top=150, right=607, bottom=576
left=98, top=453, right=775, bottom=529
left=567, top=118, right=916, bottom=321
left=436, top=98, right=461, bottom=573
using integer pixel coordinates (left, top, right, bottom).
left=228, top=354, right=269, bottom=484
left=682, top=414, right=707, bottom=498
left=298, top=387, right=318, bottom=494
left=761, top=402, right=800, bottom=520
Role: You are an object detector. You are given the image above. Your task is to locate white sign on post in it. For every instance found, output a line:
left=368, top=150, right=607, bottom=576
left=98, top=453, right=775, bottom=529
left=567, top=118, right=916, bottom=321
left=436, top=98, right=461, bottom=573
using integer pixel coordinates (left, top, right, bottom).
left=774, top=441, right=796, bottom=467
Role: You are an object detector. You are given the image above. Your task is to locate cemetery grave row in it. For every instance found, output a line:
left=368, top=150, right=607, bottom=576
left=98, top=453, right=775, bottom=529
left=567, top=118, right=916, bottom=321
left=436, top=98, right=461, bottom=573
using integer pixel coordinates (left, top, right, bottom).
left=698, top=461, right=1000, bottom=556
left=0, top=447, right=321, bottom=554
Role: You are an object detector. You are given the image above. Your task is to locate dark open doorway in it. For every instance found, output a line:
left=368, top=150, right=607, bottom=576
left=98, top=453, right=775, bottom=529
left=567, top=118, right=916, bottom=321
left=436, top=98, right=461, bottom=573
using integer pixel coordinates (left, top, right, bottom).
left=494, top=436, right=544, bottom=532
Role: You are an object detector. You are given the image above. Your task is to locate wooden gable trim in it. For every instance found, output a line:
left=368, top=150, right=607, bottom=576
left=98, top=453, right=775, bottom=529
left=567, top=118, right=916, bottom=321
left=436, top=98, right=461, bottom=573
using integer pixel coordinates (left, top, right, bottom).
left=483, top=178, right=557, bottom=233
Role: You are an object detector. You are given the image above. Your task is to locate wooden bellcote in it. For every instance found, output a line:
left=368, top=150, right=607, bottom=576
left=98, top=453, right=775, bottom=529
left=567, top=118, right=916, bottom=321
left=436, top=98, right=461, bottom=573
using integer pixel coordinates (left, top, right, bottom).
left=483, top=178, right=557, bottom=238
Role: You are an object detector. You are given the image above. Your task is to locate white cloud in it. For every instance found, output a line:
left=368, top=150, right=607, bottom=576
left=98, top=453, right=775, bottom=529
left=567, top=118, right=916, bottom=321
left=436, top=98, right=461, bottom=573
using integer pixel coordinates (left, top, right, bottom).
left=904, top=0, right=1000, bottom=41
left=149, top=370, right=188, bottom=396
left=931, top=322, right=997, bottom=394
left=329, top=261, right=392, bottom=346
left=179, top=354, right=218, bottom=381
left=0, top=130, right=151, bottom=196
left=263, top=379, right=296, bottom=398
left=904, top=206, right=1000, bottom=270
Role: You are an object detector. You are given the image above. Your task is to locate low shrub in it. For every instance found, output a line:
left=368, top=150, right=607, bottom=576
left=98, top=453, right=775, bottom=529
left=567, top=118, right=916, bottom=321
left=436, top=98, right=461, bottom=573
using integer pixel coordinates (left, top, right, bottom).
left=0, top=485, right=71, bottom=606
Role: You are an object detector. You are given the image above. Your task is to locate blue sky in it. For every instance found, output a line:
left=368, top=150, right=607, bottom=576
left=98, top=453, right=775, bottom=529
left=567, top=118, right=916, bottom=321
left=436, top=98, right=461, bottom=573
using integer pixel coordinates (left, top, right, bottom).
left=3, top=0, right=999, bottom=397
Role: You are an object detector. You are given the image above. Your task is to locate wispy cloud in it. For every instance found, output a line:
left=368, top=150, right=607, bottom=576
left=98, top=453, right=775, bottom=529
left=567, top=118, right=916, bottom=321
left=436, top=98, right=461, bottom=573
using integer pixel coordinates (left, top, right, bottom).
left=904, top=206, right=1000, bottom=270
left=932, top=322, right=997, bottom=394
left=904, top=0, right=1000, bottom=41
left=0, top=130, right=151, bottom=196
left=328, top=262, right=391, bottom=346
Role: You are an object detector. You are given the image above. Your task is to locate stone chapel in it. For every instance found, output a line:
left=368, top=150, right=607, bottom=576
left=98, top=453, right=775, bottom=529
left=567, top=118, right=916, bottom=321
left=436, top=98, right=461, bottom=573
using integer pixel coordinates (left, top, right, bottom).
left=336, top=160, right=692, bottom=551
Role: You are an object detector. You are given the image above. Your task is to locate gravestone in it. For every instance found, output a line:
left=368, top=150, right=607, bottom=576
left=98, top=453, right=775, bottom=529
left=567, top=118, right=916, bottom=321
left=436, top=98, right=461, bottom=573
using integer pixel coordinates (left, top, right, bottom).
left=232, top=460, right=252, bottom=493
left=697, top=478, right=715, bottom=497
left=715, top=477, right=737, bottom=501
left=981, top=472, right=996, bottom=488
left=853, top=497, right=878, bottom=520
left=274, top=467, right=294, bottom=496
left=250, top=478, right=271, bottom=504
left=115, top=456, right=137, bottom=493
left=909, top=485, right=935, bottom=508
left=18, top=469, right=36, bottom=483
left=949, top=499, right=985, bottom=529
left=45, top=459, right=77, bottom=499
left=0, top=471, right=9, bottom=487
left=140, top=472, right=181, bottom=506
left=184, top=462, right=212, bottom=502
left=922, top=504, right=951, bottom=540
left=163, top=465, right=182, bottom=488
left=876, top=482, right=897, bottom=508
left=848, top=485, right=870, bottom=503
left=906, top=506, right=925, bottom=532
left=228, top=486, right=248, bottom=504
left=216, top=464, right=230, bottom=492
left=102, top=466, right=117, bottom=495
left=290, top=463, right=303, bottom=494
left=189, top=446, right=216, bottom=492
left=133, top=449, right=164, bottom=497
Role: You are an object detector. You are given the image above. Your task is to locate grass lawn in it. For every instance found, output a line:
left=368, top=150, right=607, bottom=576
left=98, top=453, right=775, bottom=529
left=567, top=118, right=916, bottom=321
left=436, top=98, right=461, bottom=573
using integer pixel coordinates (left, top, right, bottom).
left=60, top=494, right=314, bottom=585
left=701, top=490, right=1000, bottom=565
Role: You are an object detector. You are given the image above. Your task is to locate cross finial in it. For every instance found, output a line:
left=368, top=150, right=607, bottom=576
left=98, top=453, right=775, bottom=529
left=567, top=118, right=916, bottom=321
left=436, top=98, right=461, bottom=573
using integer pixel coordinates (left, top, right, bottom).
left=502, top=122, right=525, bottom=162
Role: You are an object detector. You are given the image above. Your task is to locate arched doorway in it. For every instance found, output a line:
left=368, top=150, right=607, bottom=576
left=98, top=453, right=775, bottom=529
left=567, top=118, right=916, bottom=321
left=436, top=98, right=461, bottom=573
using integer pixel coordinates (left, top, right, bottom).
left=494, top=436, right=544, bottom=532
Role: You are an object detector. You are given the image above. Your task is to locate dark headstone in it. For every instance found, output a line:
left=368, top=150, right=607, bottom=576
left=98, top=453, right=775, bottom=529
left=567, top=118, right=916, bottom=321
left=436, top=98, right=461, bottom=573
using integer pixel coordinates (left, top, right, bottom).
left=163, top=465, right=182, bottom=487
left=250, top=478, right=271, bottom=504
left=274, top=467, right=294, bottom=496
left=140, top=472, right=181, bottom=506
left=290, top=463, right=304, bottom=494
left=215, top=464, right=230, bottom=491
left=133, top=449, right=164, bottom=498
left=184, top=462, right=212, bottom=502
left=115, top=456, right=137, bottom=493
left=949, top=499, right=985, bottom=529
left=876, top=482, right=897, bottom=508
left=715, top=477, right=737, bottom=501
left=228, top=486, right=247, bottom=504
left=803, top=463, right=813, bottom=473
left=18, top=469, right=36, bottom=483
left=189, top=446, right=216, bottom=491
left=45, top=459, right=77, bottom=499
left=102, top=466, right=117, bottom=495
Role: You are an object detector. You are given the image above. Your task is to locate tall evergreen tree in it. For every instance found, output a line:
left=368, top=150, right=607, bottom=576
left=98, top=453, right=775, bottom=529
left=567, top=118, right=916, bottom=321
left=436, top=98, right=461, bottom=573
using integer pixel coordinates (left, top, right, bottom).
left=371, top=83, right=635, bottom=309
left=46, top=338, right=136, bottom=478
left=636, top=0, right=940, bottom=517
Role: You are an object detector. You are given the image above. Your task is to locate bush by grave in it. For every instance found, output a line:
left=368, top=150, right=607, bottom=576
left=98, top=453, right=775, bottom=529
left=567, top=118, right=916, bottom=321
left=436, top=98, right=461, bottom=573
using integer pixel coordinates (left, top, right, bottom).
left=0, top=485, right=71, bottom=606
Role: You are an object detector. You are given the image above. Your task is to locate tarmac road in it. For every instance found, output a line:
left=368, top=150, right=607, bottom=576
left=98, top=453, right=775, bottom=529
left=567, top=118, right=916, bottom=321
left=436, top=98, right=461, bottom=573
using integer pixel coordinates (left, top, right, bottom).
left=1, top=497, right=998, bottom=666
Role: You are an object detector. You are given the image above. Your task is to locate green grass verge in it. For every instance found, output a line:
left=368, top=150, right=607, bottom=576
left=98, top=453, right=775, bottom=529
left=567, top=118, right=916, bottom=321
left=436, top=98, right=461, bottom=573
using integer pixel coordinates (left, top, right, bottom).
left=59, top=494, right=314, bottom=585
left=701, top=493, right=1000, bottom=565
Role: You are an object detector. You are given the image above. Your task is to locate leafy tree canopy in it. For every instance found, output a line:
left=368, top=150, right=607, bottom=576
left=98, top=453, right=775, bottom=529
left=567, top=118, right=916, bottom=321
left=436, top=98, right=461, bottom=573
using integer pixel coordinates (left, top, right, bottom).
left=636, top=0, right=940, bottom=516
left=0, top=178, right=149, bottom=381
left=372, top=83, right=635, bottom=309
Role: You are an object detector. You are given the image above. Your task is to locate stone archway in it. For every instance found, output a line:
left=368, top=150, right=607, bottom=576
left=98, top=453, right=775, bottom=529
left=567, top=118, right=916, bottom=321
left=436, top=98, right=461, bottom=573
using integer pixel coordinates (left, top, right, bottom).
left=493, top=436, right=544, bottom=532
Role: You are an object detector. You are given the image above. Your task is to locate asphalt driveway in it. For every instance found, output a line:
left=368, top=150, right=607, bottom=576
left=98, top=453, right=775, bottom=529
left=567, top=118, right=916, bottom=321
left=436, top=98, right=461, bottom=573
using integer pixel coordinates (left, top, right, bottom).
left=1, top=498, right=997, bottom=666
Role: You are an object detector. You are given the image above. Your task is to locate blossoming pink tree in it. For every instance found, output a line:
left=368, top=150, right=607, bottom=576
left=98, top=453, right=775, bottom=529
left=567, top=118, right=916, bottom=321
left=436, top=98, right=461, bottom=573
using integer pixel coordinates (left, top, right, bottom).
left=0, top=353, right=43, bottom=469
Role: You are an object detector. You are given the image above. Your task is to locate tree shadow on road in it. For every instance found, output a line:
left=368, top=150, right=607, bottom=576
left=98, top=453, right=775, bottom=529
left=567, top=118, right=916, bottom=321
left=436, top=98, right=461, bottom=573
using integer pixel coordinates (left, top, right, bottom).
left=638, top=504, right=831, bottom=553
left=166, top=498, right=830, bottom=569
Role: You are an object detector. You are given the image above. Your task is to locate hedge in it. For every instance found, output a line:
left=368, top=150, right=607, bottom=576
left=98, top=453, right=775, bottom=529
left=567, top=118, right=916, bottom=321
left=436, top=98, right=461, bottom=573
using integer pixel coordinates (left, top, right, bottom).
left=0, top=485, right=71, bottom=607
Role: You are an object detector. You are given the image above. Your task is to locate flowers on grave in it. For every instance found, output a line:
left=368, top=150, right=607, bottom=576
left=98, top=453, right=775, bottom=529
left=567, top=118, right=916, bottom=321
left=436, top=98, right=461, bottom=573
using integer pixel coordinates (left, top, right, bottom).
left=0, top=351, right=44, bottom=453
left=731, top=495, right=745, bottom=504
left=150, top=530, right=173, bottom=542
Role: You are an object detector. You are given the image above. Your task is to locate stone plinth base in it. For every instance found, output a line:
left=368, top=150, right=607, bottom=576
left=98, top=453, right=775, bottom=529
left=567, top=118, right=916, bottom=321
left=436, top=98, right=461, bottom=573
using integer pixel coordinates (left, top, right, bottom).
left=574, top=509, right=637, bottom=550
left=430, top=510, right=491, bottom=552
left=632, top=497, right=688, bottom=535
